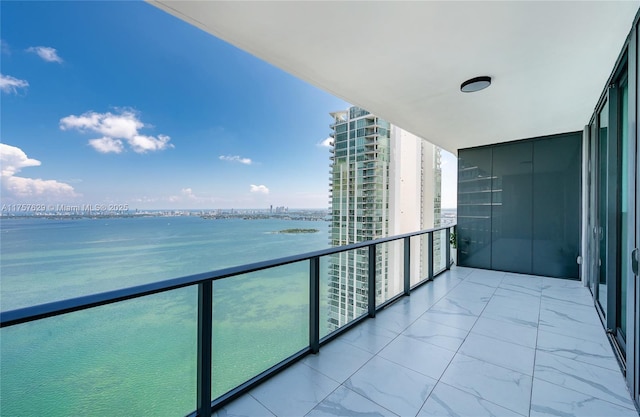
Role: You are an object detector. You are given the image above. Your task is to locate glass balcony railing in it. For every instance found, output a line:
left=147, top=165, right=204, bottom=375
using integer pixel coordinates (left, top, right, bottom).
left=433, top=228, right=448, bottom=275
left=0, top=224, right=455, bottom=417
left=374, top=239, right=404, bottom=307
left=1, top=287, right=198, bottom=416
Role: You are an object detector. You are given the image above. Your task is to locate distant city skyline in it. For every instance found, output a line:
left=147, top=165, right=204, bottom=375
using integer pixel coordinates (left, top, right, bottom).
left=0, top=1, right=457, bottom=210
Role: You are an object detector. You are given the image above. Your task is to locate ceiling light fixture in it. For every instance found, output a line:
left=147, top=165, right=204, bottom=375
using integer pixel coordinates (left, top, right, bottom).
left=460, top=76, right=491, bottom=93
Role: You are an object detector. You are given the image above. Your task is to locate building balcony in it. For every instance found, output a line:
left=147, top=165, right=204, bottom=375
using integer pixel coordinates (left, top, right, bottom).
left=2, top=2, right=639, bottom=414
left=215, top=267, right=637, bottom=417
left=2, top=226, right=636, bottom=416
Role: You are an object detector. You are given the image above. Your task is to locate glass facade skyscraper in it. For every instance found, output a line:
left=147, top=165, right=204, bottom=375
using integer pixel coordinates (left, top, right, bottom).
left=327, top=106, right=442, bottom=330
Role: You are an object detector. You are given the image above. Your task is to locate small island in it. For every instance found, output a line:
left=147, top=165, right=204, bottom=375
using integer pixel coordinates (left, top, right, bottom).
left=278, top=228, right=319, bottom=234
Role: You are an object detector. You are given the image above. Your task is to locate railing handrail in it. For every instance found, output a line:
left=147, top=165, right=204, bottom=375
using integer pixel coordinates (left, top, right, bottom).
left=0, top=224, right=455, bottom=328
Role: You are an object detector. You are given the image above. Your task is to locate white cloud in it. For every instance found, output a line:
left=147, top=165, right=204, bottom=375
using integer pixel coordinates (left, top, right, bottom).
left=60, top=111, right=142, bottom=138
left=0, top=74, right=29, bottom=94
left=0, top=143, right=41, bottom=176
left=27, top=46, right=63, bottom=63
left=60, top=110, right=173, bottom=154
left=0, top=143, right=77, bottom=199
left=168, top=188, right=209, bottom=204
left=317, top=137, right=333, bottom=148
left=219, top=155, right=252, bottom=165
left=181, top=188, right=196, bottom=199
left=3, top=176, right=76, bottom=198
left=130, top=134, right=172, bottom=153
left=88, top=137, right=124, bottom=154
left=250, top=184, right=269, bottom=194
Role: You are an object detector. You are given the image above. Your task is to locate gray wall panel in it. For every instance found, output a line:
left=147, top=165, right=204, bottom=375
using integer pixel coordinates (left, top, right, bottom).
left=458, top=132, right=581, bottom=279
left=457, top=147, right=492, bottom=269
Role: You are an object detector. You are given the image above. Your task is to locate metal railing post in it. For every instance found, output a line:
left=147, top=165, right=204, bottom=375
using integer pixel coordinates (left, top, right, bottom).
left=368, top=244, right=376, bottom=317
left=446, top=227, right=451, bottom=270
left=428, top=232, right=434, bottom=280
left=404, top=237, right=411, bottom=296
left=309, top=256, right=320, bottom=354
left=197, top=281, right=213, bottom=417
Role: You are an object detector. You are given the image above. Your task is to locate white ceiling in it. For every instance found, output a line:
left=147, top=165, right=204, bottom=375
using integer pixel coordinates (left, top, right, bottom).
left=149, top=1, right=638, bottom=155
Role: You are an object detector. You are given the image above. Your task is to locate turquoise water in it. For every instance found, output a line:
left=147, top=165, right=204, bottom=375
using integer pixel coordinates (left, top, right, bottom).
left=0, top=217, right=329, bottom=416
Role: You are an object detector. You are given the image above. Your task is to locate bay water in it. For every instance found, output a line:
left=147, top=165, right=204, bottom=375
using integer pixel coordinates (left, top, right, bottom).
left=0, top=216, right=330, bottom=416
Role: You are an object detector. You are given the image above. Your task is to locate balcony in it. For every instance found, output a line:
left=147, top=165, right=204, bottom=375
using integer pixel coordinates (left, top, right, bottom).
left=2, top=225, right=636, bottom=416
left=137, top=3, right=640, bottom=407
left=214, top=267, right=637, bottom=417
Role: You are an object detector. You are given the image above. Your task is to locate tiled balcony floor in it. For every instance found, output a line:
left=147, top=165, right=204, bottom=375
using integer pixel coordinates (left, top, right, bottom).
left=214, top=267, right=638, bottom=417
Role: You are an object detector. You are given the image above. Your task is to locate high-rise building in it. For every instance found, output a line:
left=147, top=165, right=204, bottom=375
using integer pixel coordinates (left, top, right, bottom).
left=327, top=106, right=442, bottom=330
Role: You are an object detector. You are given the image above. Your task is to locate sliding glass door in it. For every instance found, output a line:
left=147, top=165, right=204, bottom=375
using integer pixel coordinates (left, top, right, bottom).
left=588, top=49, right=637, bottom=403
left=631, top=26, right=639, bottom=404
left=595, top=99, right=609, bottom=314
left=616, top=78, right=629, bottom=351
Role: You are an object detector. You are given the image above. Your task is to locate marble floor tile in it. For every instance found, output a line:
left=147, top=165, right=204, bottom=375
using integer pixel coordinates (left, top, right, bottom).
left=412, top=285, right=455, bottom=304
left=378, top=334, right=456, bottom=380
left=540, top=292, right=595, bottom=309
left=337, top=319, right=398, bottom=354
left=418, top=382, right=524, bottom=417
left=496, top=285, right=541, bottom=300
left=448, top=266, right=476, bottom=278
left=212, top=268, right=638, bottom=417
left=540, top=300, right=598, bottom=320
left=420, top=308, right=479, bottom=331
left=458, top=332, right=536, bottom=375
left=464, top=272, right=506, bottom=288
left=306, top=385, right=397, bottom=417
left=538, top=319, right=607, bottom=344
left=430, top=296, right=487, bottom=317
left=536, top=329, right=620, bottom=371
left=446, top=271, right=469, bottom=281
left=541, top=283, right=593, bottom=306
left=440, top=353, right=532, bottom=416
left=534, top=351, right=635, bottom=409
left=542, top=278, right=585, bottom=289
left=250, top=362, right=339, bottom=417
left=530, top=378, right=639, bottom=417
left=470, top=315, right=538, bottom=348
left=370, top=307, right=416, bottom=334
left=539, top=303, right=603, bottom=336
left=541, top=291, right=594, bottom=307
left=447, top=281, right=497, bottom=299
left=495, top=283, right=542, bottom=298
left=410, top=281, right=452, bottom=300
left=480, top=298, right=540, bottom=328
left=213, top=394, right=276, bottom=417
left=492, top=287, right=542, bottom=309
left=503, top=272, right=543, bottom=287
left=437, top=272, right=468, bottom=284
left=345, top=356, right=437, bottom=417
left=387, top=295, right=435, bottom=321
left=405, top=318, right=469, bottom=352
left=303, top=339, right=374, bottom=383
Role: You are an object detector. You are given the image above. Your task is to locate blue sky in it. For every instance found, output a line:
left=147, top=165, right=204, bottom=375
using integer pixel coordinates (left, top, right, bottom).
left=1, top=1, right=456, bottom=210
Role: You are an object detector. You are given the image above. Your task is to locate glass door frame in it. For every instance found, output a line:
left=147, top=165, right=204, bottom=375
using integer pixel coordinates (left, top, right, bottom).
left=614, top=73, right=629, bottom=353
left=587, top=22, right=638, bottom=405
left=629, top=19, right=639, bottom=406
left=587, top=116, right=599, bottom=300
left=588, top=94, right=615, bottom=323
